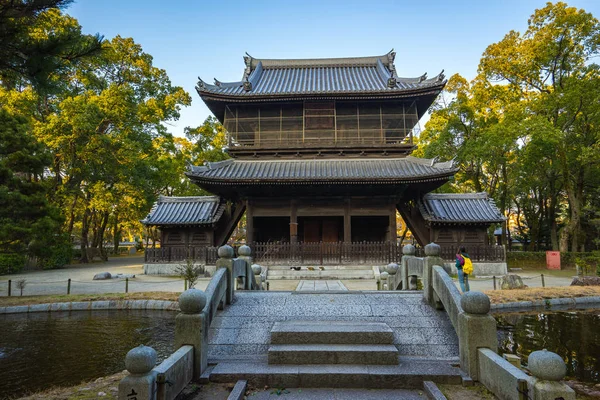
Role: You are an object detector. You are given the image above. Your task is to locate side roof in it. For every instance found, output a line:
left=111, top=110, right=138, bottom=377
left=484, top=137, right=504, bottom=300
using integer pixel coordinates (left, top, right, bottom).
left=141, top=196, right=225, bottom=227
left=418, top=192, right=505, bottom=225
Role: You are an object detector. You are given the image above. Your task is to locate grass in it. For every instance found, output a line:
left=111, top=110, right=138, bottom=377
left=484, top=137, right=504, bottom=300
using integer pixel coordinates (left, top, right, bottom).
left=0, top=292, right=180, bottom=307
left=484, top=286, right=600, bottom=304
left=14, top=371, right=125, bottom=400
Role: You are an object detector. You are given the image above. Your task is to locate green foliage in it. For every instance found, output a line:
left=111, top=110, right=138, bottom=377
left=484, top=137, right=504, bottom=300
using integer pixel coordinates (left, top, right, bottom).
left=0, top=253, right=26, bottom=275
left=35, top=235, right=73, bottom=269
left=507, top=251, right=593, bottom=269
left=0, top=2, right=102, bottom=92
left=420, top=2, right=600, bottom=252
left=176, top=258, right=205, bottom=289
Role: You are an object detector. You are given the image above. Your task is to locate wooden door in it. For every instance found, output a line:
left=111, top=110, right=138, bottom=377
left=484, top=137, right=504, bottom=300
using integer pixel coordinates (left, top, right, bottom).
left=304, top=220, right=320, bottom=242
left=322, top=219, right=339, bottom=242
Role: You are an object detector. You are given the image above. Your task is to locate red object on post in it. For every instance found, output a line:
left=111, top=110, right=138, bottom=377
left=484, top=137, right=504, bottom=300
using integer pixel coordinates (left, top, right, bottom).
left=546, top=251, right=561, bottom=270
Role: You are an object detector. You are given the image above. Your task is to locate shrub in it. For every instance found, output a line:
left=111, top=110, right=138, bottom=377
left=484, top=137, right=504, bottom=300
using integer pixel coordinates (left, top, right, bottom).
left=175, top=258, right=205, bottom=289
left=35, top=238, right=73, bottom=270
left=0, top=253, right=26, bottom=275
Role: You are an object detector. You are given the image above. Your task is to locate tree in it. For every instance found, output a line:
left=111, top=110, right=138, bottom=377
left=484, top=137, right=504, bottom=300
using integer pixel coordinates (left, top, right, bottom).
left=479, top=2, right=600, bottom=251
left=0, top=1, right=102, bottom=92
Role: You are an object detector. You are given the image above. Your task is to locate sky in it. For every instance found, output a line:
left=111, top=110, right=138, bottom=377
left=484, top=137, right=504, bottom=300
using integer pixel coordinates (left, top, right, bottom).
left=68, top=0, right=600, bottom=137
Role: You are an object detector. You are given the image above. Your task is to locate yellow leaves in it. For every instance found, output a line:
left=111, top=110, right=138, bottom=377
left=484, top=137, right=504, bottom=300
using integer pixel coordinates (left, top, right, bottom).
left=28, top=9, right=81, bottom=42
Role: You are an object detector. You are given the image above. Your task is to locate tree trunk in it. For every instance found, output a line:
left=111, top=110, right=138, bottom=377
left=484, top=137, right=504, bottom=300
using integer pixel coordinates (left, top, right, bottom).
left=113, top=212, right=120, bottom=255
left=80, top=206, right=91, bottom=263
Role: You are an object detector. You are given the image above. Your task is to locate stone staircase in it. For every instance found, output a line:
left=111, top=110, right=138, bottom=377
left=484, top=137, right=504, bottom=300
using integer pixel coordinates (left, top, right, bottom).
left=268, top=321, right=398, bottom=365
left=266, top=265, right=375, bottom=280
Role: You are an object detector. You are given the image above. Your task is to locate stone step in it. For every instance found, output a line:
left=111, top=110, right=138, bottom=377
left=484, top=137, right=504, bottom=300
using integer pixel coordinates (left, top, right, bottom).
left=268, top=344, right=399, bottom=365
left=209, top=361, right=463, bottom=389
left=267, top=265, right=377, bottom=270
left=270, top=320, right=394, bottom=345
left=267, top=270, right=374, bottom=280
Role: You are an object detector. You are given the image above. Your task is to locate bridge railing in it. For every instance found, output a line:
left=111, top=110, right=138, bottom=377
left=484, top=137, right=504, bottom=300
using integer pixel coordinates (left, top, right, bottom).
left=119, top=245, right=262, bottom=400
left=420, top=242, right=575, bottom=400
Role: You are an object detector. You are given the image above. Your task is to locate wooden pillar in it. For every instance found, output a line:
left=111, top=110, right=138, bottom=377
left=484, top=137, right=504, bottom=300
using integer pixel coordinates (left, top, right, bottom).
left=246, top=200, right=254, bottom=244
left=344, top=199, right=351, bottom=243
left=388, top=204, right=397, bottom=243
left=290, top=200, right=298, bottom=243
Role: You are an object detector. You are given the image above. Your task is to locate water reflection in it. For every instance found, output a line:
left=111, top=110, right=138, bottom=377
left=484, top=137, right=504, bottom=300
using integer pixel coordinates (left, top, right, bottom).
left=0, top=310, right=175, bottom=399
left=496, top=309, right=600, bottom=383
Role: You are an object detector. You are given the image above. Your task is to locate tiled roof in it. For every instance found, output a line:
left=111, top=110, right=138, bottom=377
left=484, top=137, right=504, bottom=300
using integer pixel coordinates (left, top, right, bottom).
left=197, top=50, right=445, bottom=98
left=141, top=196, right=225, bottom=226
left=185, top=156, right=457, bottom=184
left=419, top=193, right=505, bottom=224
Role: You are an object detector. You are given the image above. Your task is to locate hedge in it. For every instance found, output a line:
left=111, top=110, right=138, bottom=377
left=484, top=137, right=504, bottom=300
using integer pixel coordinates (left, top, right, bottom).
left=0, top=253, right=26, bottom=275
left=507, top=251, right=594, bottom=270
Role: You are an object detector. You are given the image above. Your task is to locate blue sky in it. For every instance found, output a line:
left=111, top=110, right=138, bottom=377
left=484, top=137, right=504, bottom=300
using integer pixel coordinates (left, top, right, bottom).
left=68, top=0, right=600, bottom=136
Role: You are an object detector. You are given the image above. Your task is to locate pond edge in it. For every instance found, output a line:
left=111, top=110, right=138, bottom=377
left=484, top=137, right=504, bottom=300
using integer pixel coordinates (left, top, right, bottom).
left=0, top=299, right=180, bottom=314
left=491, top=295, right=600, bottom=312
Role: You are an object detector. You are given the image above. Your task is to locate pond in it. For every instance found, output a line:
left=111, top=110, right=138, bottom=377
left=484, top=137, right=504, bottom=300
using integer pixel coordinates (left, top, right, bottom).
left=0, top=310, right=175, bottom=399
left=496, top=308, right=600, bottom=383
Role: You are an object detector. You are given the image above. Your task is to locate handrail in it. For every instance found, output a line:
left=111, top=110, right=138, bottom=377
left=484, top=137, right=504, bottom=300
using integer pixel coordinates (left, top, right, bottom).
left=431, top=265, right=463, bottom=332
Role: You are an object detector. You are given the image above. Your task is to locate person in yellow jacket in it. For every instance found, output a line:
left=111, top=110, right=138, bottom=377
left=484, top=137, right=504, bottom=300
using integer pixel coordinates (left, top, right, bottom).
left=455, top=247, right=471, bottom=292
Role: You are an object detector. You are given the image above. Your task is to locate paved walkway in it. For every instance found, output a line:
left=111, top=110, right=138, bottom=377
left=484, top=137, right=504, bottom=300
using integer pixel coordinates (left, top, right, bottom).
left=296, top=280, right=348, bottom=291
left=0, top=256, right=199, bottom=296
left=208, top=291, right=458, bottom=362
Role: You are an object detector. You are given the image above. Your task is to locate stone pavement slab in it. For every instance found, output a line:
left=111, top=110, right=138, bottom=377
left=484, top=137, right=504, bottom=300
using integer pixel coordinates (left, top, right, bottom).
left=296, top=280, right=348, bottom=291
left=208, top=291, right=459, bottom=362
left=247, top=387, right=426, bottom=400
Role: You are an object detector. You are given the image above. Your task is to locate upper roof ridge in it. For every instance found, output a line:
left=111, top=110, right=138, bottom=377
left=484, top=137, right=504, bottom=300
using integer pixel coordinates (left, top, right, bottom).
left=244, top=49, right=396, bottom=70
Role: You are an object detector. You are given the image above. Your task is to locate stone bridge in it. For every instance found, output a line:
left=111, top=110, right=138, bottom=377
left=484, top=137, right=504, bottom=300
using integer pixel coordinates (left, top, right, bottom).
left=118, top=244, right=576, bottom=400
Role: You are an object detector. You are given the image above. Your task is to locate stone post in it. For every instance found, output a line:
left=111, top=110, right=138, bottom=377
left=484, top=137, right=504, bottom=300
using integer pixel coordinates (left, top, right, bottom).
left=118, top=345, right=157, bottom=400
left=528, top=350, right=576, bottom=400
left=380, top=271, right=389, bottom=290
left=458, top=291, right=497, bottom=381
left=237, top=245, right=253, bottom=289
left=401, top=244, right=415, bottom=290
left=386, top=263, right=399, bottom=290
left=175, top=289, right=208, bottom=380
left=216, top=245, right=234, bottom=304
left=251, top=264, right=262, bottom=290
left=422, top=243, right=443, bottom=305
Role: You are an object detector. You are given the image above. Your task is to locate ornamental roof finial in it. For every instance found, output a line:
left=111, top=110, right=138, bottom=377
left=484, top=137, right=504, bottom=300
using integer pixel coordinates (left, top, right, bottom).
left=387, top=49, right=397, bottom=77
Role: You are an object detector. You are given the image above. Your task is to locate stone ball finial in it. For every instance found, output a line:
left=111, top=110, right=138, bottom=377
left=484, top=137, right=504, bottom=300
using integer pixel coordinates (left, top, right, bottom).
left=424, top=242, right=441, bottom=257
left=528, top=349, right=567, bottom=381
left=386, top=263, right=399, bottom=275
left=238, top=245, right=251, bottom=257
left=251, top=264, right=262, bottom=275
left=125, top=344, right=157, bottom=375
left=380, top=271, right=389, bottom=280
left=218, top=245, right=234, bottom=259
left=178, top=288, right=207, bottom=314
left=402, top=244, right=416, bottom=256
left=460, top=291, right=491, bottom=314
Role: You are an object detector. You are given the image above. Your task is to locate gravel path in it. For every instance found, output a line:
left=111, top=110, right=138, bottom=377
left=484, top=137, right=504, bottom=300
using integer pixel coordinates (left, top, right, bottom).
left=0, top=256, right=210, bottom=296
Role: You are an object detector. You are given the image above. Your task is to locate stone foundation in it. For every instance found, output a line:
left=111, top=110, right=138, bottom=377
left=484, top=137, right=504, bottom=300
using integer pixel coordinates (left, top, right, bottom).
left=143, top=263, right=216, bottom=277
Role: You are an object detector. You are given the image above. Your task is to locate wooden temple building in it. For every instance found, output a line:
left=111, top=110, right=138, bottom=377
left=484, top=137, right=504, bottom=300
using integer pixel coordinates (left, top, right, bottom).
left=143, top=51, right=505, bottom=266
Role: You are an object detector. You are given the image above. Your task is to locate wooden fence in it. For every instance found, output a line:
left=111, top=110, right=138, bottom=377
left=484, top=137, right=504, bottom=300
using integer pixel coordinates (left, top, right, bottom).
left=145, top=246, right=218, bottom=265
left=144, top=242, right=505, bottom=265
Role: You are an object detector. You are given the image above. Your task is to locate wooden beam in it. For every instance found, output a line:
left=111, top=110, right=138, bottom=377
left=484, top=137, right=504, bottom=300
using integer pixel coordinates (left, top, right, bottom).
left=246, top=200, right=254, bottom=244
left=396, top=202, right=430, bottom=246
left=290, top=200, right=298, bottom=244
left=344, top=198, right=351, bottom=243
left=388, top=204, right=397, bottom=242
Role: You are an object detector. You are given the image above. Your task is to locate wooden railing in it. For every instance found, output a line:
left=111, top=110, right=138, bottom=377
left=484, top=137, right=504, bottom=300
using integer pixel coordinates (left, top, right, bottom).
left=144, top=246, right=218, bottom=265
left=144, top=243, right=505, bottom=265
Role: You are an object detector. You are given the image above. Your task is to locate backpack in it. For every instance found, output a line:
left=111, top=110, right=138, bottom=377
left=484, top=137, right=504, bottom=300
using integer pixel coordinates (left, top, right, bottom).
left=463, top=256, right=473, bottom=275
